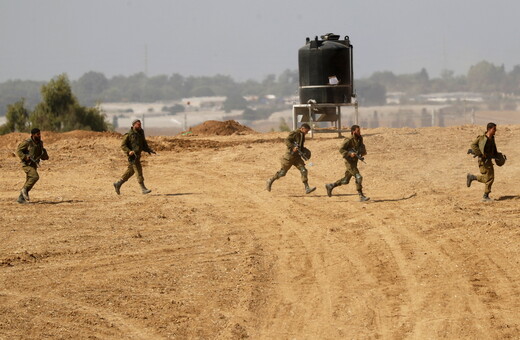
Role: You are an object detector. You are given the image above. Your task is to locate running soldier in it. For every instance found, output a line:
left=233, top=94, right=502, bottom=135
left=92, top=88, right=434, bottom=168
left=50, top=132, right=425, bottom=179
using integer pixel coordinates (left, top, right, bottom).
left=15, top=128, right=49, bottom=203
left=113, top=119, right=156, bottom=195
left=466, top=122, right=506, bottom=202
left=325, top=125, right=369, bottom=202
left=266, top=123, right=316, bottom=194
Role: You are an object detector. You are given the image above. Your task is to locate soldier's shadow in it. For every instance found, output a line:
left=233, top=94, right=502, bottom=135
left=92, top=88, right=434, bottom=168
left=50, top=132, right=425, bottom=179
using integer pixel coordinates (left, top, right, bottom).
left=288, top=193, right=357, bottom=198
left=156, top=193, right=196, bottom=197
left=34, top=200, right=84, bottom=205
left=496, top=195, right=520, bottom=201
left=370, top=193, right=417, bottom=203
left=289, top=193, right=418, bottom=202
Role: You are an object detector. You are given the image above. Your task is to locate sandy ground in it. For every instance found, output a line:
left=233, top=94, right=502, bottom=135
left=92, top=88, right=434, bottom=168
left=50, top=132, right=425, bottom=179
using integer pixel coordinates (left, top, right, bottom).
left=0, top=125, right=519, bottom=339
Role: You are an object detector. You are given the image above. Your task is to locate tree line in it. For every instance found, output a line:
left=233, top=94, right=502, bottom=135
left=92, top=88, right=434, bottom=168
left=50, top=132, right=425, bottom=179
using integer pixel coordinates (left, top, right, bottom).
left=1, top=60, right=519, bottom=133
left=0, top=70, right=299, bottom=116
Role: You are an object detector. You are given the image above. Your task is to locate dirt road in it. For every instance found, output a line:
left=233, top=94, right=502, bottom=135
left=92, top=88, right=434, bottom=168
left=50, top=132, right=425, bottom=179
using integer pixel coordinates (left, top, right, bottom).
left=1, top=125, right=519, bottom=339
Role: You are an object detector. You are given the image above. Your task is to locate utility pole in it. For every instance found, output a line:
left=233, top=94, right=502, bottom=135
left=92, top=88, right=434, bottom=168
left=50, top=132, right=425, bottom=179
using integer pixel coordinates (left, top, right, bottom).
left=144, top=44, right=148, bottom=76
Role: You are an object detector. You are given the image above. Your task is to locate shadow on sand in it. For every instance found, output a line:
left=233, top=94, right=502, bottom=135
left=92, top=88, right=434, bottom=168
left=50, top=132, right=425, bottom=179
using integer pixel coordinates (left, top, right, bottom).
left=370, top=193, right=417, bottom=203
left=34, top=200, right=84, bottom=205
left=277, top=193, right=418, bottom=202
left=496, top=195, right=520, bottom=201
left=287, top=193, right=358, bottom=198
left=156, top=193, right=196, bottom=197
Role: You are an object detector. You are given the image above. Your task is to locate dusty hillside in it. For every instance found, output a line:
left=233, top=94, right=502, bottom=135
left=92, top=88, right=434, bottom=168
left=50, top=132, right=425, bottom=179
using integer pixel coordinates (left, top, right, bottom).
left=0, top=125, right=519, bottom=339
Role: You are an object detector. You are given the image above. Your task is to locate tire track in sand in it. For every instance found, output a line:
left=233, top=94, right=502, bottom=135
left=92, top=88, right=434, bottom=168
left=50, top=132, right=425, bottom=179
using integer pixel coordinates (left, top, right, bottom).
left=370, top=207, right=517, bottom=339
left=184, top=163, right=343, bottom=338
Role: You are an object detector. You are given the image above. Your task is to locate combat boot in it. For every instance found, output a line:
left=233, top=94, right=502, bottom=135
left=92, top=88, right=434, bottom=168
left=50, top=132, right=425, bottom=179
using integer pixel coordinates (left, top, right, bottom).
left=466, top=173, right=477, bottom=187
left=113, top=180, right=123, bottom=195
left=358, top=190, right=370, bottom=202
left=140, top=182, right=152, bottom=194
left=325, top=183, right=336, bottom=197
left=482, top=193, right=491, bottom=202
left=266, top=178, right=275, bottom=192
left=304, top=182, right=316, bottom=194
left=17, top=193, right=27, bottom=204
left=21, top=188, right=30, bottom=201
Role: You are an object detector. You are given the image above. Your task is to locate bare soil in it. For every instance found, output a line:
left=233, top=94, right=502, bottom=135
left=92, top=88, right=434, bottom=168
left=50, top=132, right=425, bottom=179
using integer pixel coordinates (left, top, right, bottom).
left=0, top=125, right=519, bottom=339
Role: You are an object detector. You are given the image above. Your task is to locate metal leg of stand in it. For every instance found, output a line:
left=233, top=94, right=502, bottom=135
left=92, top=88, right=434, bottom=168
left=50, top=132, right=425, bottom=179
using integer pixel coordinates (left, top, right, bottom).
left=337, top=106, right=343, bottom=138
left=309, top=106, right=314, bottom=138
left=292, top=106, right=297, bottom=130
left=355, top=102, right=359, bottom=125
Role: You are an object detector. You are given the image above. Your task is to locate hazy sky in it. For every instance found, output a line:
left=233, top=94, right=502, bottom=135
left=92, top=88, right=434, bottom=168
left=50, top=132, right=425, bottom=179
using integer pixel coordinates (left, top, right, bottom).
left=1, top=0, right=519, bottom=82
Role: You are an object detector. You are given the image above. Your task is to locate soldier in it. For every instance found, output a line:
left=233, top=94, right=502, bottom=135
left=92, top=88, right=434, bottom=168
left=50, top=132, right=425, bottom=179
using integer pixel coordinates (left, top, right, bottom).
left=266, top=123, right=316, bottom=194
left=113, top=119, right=156, bottom=195
left=325, top=125, right=369, bottom=202
left=467, top=122, right=504, bottom=202
left=15, top=128, right=49, bottom=203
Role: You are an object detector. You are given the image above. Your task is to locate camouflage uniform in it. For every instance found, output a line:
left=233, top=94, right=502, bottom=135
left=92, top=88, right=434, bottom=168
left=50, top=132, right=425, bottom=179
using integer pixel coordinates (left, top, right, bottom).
left=114, top=127, right=154, bottom=194
left=16, top=137, right=49, bottom=199
left=266, top=129, right=315, bottom=193
left=326, top=134, right=369, bottom=201
left=469, top=133, right=497, bottom=195
left=334, top=135, right=365, bottom=190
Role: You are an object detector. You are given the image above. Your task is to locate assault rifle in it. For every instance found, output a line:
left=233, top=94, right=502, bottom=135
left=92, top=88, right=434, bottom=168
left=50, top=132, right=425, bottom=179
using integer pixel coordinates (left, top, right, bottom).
left=347, top=149, right=366, bottom=164
left=128, top=149, right=156, bottom=163
left=467, top=148, right=498, bottom=159
left=23, top=151, right=44, bottom=167
left=292, top=141, right=310, bottom=162
left=467, top=148, right=507, bottom=165
left=128, top=153, right=138, bottom=164
left=467, top=149, right=479, bottom=158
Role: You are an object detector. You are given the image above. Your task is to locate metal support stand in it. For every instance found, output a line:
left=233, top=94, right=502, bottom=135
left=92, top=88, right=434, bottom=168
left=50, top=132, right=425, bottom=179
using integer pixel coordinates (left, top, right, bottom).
left=354, top=102, right=359, bottom=125
left=292, top=102, right=358, bottom=138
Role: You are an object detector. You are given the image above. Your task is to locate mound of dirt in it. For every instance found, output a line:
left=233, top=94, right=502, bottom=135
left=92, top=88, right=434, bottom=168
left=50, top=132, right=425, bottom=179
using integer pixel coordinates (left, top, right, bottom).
left=184, top=120, right=256, bottom=136
left=0, top=132, right=28, bottom=149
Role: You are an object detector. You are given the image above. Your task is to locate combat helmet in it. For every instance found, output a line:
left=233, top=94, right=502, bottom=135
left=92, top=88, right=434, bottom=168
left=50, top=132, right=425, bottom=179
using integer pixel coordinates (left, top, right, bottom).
left=495, top=152, right=507, bottom=166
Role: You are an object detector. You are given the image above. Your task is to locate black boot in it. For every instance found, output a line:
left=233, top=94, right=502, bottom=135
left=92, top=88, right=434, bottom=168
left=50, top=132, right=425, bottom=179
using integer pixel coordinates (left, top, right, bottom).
left=17, top=192, right=27, bottom=204
left=140, top=182, right=152, bottom=194
left=21, top=188, right=30, bottom=201
left=325, top=183, right=336, bottom=197
left=304, top=182, right=316, bottom=194
left=466, top=173, right=477, bottom=187
left=113, top=180, right=123, bottom=195
left=482, top=193, right=491, bottom=202
left=266, top=178, right=275, bottom=192
left=358, top=190, right=370, bottom=202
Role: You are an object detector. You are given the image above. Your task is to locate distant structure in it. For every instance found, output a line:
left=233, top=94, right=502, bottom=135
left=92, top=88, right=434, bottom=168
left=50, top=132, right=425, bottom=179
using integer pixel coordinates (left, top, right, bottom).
left=293, top=33, right=359, bottom=137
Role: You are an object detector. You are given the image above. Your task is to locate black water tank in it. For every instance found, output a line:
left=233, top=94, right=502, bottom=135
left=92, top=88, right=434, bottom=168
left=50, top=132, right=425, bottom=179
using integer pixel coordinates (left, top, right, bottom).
left=298, top=33, right=353, bottom=104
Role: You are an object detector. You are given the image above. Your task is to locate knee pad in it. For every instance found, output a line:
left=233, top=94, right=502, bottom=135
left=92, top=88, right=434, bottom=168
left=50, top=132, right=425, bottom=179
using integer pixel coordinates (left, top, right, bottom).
left=355, top=173, right=363, bottom=185
left=298, top=167, right=308, bottom=175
